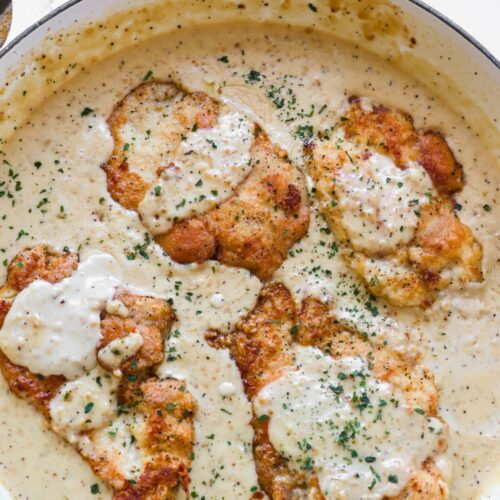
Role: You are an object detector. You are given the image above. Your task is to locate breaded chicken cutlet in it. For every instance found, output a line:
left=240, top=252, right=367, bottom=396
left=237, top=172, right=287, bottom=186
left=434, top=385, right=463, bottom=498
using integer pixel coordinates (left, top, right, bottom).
left=0, top=245, right=196, bottom=500
left=308, top=97, right=482, bottom=307
left=103, top=81, right=310, bottom=280
left=207, top=283, right=449, bottom=499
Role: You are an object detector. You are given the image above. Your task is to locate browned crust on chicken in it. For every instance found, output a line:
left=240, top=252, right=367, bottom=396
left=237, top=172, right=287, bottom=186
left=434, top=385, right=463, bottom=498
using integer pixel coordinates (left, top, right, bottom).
left=207, top=283, right=295, bottom=400
left=0, top=351, right=65, bottom=419
left=103, top=82, right=310, bottom=280
left=103, top=82, right=218, bottom=212
left=89, top=378, right=196, bottom=499
left=393, top=458, right=448, bottom=499
left=309, top=98, right=482, bottom=307
left=208, top=283, right=448, bottom=499
left=207, top=283, right=321, bottom=498
left=410, top=201, right=483, bottom=282
left=98, top=289, right=174, bottom=374
left=3, top=244, right=79, bottom=292
left=296, top=297, right=441, bottom=420
left=160, top=128, right=310, bottom=280
left=344, top=98, right=463, bottom=194
left=0, top=245, right=195, bottom=499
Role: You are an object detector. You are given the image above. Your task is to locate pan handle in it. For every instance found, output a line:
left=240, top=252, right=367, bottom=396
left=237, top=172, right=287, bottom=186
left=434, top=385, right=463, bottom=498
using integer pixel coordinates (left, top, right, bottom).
left=4, top=0, right=66, bottom=46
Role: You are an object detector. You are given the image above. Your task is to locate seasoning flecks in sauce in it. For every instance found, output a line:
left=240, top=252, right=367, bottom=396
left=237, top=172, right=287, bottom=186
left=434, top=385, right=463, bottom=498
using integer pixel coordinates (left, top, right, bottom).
left=254, top=346, right=444, bottom=499
left=138, top=110, right=255, bottom=235
left=49, top=366, right=119, bottom=443
left=0, top=21, right=497, bottom=500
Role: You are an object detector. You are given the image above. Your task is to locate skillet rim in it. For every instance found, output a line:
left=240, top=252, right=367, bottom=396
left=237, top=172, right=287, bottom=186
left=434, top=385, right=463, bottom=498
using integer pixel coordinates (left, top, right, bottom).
left=0, top=0, right=497, bottom=70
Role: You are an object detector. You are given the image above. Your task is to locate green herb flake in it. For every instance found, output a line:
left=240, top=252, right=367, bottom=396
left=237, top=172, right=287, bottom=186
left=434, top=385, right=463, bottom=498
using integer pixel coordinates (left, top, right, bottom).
left=81, top=107, right=94, bottom=117
left=247, top=69, right=261, bottom=82
left=84, top=402, right=94, bottom=414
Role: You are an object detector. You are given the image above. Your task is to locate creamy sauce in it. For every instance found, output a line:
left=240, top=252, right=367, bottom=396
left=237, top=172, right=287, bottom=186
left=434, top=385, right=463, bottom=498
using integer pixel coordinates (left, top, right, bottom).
left=254, top=346, right=444, bottom=499
left=139, top=110, right=254, bottom=234
left=275, top=204, right=410, bottom=353
left=157, top=261, right=262, bottom=498
left=0, top=253, right=121, bottom=379
left=0, top=21, right=497, bottom=500
left=50, top=366, right=119, bottom=443
left=80, top=412, right=147, bottom=482
left=326, top=133, right=435, bottom=254
left=97, top=332, right=143, bottom=372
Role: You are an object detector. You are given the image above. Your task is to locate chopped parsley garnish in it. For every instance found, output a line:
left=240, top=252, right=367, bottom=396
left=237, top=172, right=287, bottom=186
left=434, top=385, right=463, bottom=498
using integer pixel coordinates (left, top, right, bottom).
left=295, top=124, right=314, bottom=141
left=127, top=234, right=151, bottom=260
left=90, top=483, right=100, bottom=494
left=301, top=456, right=314, bottom=470
left=80, top=107, right=94, bottom=117
left=143, top=69, right=153, bottom=81
left=84, top=402, right=94, bottom=414
left=308, top=3, right=317, bottom=12
left=247, top=69, right=261, bottom=82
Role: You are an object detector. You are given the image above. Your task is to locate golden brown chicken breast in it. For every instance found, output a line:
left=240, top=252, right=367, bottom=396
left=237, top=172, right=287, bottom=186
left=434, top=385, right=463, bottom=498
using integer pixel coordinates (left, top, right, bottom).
left=103, top=81, right=310, bottom=280
left=0, top=245, right=196, bottom=500
left=308, top=97, right=482, bottom=307
left=208, top=283, right=448, bottom=499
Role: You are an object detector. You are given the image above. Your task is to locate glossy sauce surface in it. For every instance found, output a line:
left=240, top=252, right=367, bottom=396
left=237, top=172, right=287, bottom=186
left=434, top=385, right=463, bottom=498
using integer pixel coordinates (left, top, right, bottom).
left=0, top=22, right=498, bottom=500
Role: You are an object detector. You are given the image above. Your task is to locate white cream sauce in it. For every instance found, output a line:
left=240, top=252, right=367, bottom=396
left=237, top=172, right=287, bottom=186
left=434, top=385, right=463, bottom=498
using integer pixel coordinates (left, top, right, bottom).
left=97, top=332, right=143, bottom=373
left=0, top=21, right=497, bottom=500
left=275, top=204, right=410, bottom=353
left=157, top=261, right=263, bottom=498
left=50, top=366, right=119, bottom=443
left=0, top=253, right=121, bottom=379
left=254, top=346, right=444, bottom=499
left=104, top=299, right=129, bottom=317
left=328, top=135, right=435, bottom=254
left=79, top=412, right=147, bottom=482
left=138, top=111, right=254, bottom=234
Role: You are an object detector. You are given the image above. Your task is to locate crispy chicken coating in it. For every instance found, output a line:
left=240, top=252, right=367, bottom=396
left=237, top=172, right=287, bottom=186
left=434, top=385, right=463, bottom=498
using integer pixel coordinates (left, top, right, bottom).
left=103, top=82, right=309, bottom=280
left=0, top=245, right=195, bottom=499
left=208, top=283, right=448, bottom=499
left=308, top=97, right=482, bottom=307
left=207, top=284, right=321, bottom=498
